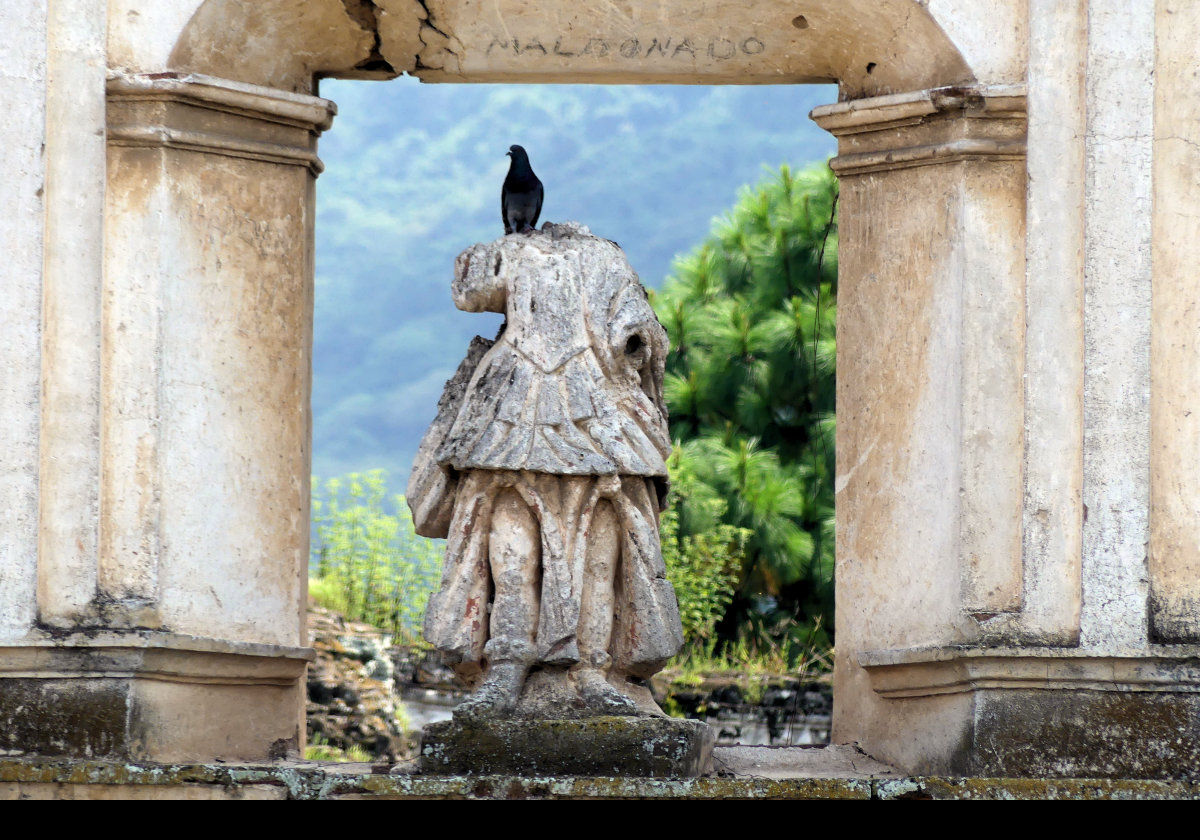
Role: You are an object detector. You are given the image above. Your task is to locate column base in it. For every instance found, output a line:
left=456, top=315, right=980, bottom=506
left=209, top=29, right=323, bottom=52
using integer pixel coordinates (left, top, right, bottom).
left=855, top=646, right=1200, bottom=778
left=0, top=633, right=313, bottom=762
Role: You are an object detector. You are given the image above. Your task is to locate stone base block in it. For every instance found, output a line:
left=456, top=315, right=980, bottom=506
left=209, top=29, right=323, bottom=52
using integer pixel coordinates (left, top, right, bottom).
left=969, top=689, right=1200, bottom=778
left=419, top=716, right=715, bottom=777
left=853, top=646, right=1200, bottom=778
left=0, top=634, right=313, bottom=762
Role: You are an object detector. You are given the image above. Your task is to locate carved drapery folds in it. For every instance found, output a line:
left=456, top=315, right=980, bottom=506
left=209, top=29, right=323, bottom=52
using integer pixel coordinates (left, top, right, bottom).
left=409, top=224, right=681, bottom=720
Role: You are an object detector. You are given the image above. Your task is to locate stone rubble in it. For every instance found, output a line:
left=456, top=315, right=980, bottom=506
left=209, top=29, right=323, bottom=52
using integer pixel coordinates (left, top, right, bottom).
left=305, top=606, right=412, bottom=762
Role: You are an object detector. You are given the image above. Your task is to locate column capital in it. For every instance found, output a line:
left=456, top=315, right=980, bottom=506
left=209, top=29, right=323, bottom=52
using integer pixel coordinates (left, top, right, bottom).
left=811, top=85, right=1026, bottom=176
left=107, top=72, right=337, bottom=175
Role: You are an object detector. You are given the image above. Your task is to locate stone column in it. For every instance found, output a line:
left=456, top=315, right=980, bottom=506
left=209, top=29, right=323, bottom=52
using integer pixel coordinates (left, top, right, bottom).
left=815, top=72, right=1200, bottom=777
left=1149, top=0, right=1200, bottom=646
left=0, top=0, right=50, bottom=642
left=812, top=86, right=1030, bottom=774
left=0, top=72, right=326, bottom=762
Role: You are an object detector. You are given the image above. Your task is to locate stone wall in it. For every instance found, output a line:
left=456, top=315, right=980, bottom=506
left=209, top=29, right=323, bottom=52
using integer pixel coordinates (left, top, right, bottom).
left=3, top=757, right=1199, bottom=800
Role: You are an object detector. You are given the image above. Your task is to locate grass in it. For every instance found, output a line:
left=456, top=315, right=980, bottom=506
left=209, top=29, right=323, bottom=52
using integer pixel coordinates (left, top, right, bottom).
left=308, top=575, right=349, bottom=614
left=658, top=619, right=832, bottom=706
left=304, top=734, right=373, bottom=763
left=309, top=471, right=443, bottom=644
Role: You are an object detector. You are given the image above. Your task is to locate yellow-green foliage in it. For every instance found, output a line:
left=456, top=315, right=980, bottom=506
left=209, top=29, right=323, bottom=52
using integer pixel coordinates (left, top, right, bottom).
left=305, top=734, right=373, bottom=763
left=308, top=575, right=349, bottom=614
left=394, top=702, right=413, bottom=734
left=661, top=455, right=747, bottom=648
left=310, top=470, right=442, bottom=643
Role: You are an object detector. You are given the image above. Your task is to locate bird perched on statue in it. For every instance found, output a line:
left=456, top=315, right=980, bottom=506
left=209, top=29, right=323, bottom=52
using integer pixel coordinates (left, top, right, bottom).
left=501, top=145, right=544, bottom=235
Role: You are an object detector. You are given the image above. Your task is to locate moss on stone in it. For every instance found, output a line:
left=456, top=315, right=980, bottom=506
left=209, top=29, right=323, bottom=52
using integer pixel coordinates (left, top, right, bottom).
left=3, top=757, right=1199, bottom=799
left=418, top=716, right=715, bottom=777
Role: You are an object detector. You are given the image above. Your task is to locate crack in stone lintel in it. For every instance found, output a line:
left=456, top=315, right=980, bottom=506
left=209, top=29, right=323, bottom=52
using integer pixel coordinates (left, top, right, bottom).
left=338, top=0, right=397, bottom=75
left=412, top=0, right=463, bottom=74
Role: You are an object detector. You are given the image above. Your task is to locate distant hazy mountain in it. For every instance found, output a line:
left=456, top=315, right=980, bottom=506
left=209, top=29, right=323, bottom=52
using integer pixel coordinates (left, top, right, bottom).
left=312, top=76, right=837, bottom=483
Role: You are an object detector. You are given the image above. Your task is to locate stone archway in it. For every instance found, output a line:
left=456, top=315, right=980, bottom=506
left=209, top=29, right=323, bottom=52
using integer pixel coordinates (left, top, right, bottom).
left=14, top=0, right=1061, bottom=773
left=153, top=0, right=1028, bottom=771
left=12, top=0, right=1200, bottom=785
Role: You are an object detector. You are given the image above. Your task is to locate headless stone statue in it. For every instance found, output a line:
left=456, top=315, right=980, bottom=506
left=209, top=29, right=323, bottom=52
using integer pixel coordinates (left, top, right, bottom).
left=408, top=222, right=685, bottom=723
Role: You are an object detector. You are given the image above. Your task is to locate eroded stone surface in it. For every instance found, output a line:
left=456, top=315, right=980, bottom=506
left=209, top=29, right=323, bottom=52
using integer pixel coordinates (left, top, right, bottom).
left=418, top=717, right=715, bottom=777
left=170, top=0, right=379, bottom=92
left=409, top=223, right=683, bottom=730
left=5, top=755, right=1200, bottom=800
left=711, top=744, right=898, bottom=780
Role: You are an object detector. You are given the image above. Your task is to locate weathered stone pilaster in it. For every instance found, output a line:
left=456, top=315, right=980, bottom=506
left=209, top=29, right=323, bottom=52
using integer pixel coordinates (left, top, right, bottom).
left=0, top=72, right=329, bottom=762
left=813, top=86, right=1032, bottom=773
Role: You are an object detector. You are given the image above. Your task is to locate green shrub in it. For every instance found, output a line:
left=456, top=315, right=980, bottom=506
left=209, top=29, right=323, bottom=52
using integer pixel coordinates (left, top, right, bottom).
left=661, top=453, right=748, bottom=649
left=310, top=470, right=441, bottom=643
left=305, top=734, right=373, bottom=763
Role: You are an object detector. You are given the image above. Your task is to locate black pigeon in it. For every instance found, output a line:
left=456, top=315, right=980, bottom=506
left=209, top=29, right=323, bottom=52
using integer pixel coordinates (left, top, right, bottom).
left=501, top=145, right=544, bottom=235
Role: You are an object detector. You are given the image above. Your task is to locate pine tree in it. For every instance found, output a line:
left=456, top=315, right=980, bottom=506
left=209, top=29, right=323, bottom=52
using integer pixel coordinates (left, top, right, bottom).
left=651, top=163, right=837, bottom=652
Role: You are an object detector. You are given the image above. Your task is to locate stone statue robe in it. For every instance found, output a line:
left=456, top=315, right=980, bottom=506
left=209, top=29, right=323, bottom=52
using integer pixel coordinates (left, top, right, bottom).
left=408, top=224, right=683, bottom=684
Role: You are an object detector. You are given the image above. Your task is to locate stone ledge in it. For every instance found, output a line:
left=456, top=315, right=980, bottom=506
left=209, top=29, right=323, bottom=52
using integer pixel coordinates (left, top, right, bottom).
left=106, top=72, right=335, bottom=174
left=106, top=72, right=337, bottom=130
left=2, top=758, right=1198, bottom=800
left=0, top=635, right=312, bottom=762
left=0, top=632, right=314, bottom=685
left=859, top=645, right=1200, bottom=698
left=856, top=647, right=1200, bottom=777
left=810, top=84, right=1027, bottom=176
left=7, top=629, right=316, bottom=658
left=809, top=84, right=1027, bottom=135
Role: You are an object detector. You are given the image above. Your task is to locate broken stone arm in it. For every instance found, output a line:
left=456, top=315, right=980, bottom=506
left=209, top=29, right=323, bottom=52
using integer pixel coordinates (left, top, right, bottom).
left=452, top=244, right=507, bottom=314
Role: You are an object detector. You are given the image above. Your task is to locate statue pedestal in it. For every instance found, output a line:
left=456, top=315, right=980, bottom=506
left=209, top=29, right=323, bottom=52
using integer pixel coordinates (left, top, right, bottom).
left=419, top=717, right=715, bottom=777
